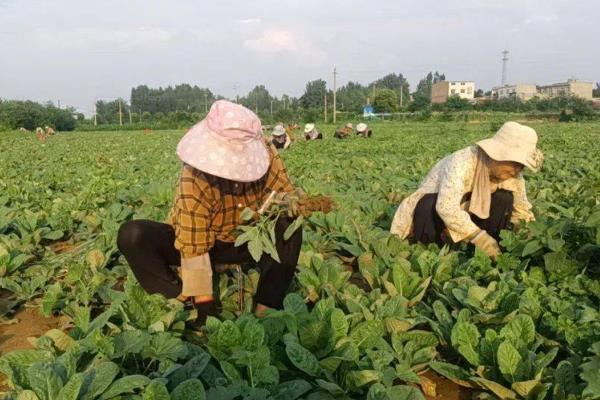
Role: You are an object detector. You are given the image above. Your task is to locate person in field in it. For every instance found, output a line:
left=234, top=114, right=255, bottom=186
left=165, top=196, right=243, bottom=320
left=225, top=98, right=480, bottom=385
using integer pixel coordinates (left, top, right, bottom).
left=390, top=122, right=543, bottom=259
left=271, top=123, right=292, bottom=149
left=334, top=122, right=353, bottom=139
left=304, top=123, right=323, bottom=140
left=356, top=123, right=372, bottom=138
left=117, top=100, right=302, bottom=327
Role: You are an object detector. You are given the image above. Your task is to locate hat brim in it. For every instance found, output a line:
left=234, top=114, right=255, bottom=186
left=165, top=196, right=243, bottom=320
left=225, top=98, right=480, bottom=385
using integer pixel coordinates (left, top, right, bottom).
left=177, top=121, right=271, bottom=182
left=476, top=139, right=539, bottom=172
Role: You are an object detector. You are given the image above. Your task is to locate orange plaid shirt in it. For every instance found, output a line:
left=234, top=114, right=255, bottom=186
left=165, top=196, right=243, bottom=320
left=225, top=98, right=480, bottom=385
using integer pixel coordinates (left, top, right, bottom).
left=168, top=142, right=294, bottom=258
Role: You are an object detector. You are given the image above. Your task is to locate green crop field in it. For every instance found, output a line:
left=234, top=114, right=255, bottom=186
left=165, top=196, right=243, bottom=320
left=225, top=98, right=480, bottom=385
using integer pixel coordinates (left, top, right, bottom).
left=1, top=121, right=600, bottom=399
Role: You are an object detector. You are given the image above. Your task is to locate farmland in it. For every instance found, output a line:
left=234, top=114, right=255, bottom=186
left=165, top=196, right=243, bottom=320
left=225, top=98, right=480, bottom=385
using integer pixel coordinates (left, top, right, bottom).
left=1, top=121, right=600, bottom=399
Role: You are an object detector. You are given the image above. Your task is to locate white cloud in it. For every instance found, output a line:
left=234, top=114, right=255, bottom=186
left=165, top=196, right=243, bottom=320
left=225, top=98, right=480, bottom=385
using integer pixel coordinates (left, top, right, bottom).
left=244, top=29, right=300, bottom=53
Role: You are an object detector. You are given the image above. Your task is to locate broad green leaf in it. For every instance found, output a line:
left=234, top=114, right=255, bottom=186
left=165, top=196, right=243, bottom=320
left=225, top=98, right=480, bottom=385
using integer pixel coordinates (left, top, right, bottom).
left=171, top=379, right=205, bottom=400
left=284, top=334, right=324, bottom=377
left=497, top=341, right=522, bottom=382
left=27, top=363, right=63, bottom=400
left=142, top=380, right=170, bottom=400
left=99, top=375, right=151, bottom=400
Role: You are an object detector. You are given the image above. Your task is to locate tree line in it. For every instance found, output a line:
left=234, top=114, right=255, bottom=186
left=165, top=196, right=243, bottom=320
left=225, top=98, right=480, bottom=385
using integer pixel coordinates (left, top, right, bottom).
left=1, top=77, right=598, bottom=131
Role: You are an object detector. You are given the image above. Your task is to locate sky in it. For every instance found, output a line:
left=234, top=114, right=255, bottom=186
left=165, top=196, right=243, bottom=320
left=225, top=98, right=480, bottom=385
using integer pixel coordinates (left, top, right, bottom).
left=0, top=0, right=598, bottom=114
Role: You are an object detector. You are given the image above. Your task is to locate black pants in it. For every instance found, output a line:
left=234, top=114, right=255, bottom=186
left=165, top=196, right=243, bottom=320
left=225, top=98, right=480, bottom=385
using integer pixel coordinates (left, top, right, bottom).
left=412, top=189, right=514, bottom=246
left=116, top=218, right=302, bottom=309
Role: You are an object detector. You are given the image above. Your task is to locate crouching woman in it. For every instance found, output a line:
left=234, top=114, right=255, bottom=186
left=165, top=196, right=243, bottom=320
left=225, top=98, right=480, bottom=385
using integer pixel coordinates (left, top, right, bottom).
left=117, top=100, right=302, bottom=327
left=390, top=122, right=543, bottom=259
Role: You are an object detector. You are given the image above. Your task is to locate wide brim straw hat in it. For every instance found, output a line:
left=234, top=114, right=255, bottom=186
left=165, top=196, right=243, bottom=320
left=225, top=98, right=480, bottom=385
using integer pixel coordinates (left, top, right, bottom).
left=272, top=124, right=286, bottom=136
left=356, top=123, right=368, bottom=133
left=176, top=100, right=270, bottom=182
left=477, top=121, right=544, bottom=172
left=345, top=123, right=353, bottom=129
left=304, top=123, right=315, bottom=133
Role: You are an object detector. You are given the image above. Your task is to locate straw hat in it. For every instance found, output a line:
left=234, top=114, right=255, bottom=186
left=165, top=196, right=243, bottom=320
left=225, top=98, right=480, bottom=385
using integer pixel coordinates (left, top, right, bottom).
left=176, top=100, right=270, bottom=182
left=356, top=123, right=368, bottom=133
left=477, top=121, right=543, bottom=172
left=272, top=124, right=286, bottom=136
left=304, top=123, right=315, bottom=133
left=345, top=122, right=353, bottom=129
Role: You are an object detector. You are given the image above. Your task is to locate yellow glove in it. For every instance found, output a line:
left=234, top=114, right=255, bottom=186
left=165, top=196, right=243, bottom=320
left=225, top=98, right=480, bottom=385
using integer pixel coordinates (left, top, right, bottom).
left=470, top=230, right=501, bottom=260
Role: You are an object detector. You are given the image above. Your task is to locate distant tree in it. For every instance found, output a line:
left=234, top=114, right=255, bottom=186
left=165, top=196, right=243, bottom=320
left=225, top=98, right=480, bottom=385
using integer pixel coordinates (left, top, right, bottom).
left=373, top=89, right=398, bottom=113
left=0, top=100, right=75, bottom=131
left=474, top=89, right=484, bottom=98
left=371, top=73, right=410, bottom=107
left=95, top=99, right=129, bottom=124
left=240, top=85, right=273, bottom=114
left=410, top=71, right=445, bottom=111
left=336, top=81, right=369, bottom=112
left=300, top=79, right=327, bottom=109
left=445, top=95, right=471, bottom=111
left=593, top=83, right=600, bottom=98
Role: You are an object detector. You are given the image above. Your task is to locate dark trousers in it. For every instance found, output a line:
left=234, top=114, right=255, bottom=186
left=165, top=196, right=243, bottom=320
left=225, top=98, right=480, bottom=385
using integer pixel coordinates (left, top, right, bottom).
left=116, top=218, right=302, bottom=309
left=412, top=189, right=514, bottom=246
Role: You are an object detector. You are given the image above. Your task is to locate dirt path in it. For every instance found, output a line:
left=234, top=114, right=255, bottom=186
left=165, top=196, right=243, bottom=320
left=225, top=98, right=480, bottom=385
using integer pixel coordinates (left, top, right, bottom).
left=0, top=307, right=68, bottom=355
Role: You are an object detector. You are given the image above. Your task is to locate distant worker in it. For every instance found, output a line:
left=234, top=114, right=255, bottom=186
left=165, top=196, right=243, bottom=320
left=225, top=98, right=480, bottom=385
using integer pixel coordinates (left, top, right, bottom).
left=391, top=122, right=543, bottom=260
left=35, top=127, right=46, bottom=142
left=356, top=123, right=372, bottom=138
left=334, top=123, right=353, bottom=139
left=304, top=123, right=323, bottom=140
left=45, top=126, right=56, bottom=135
left=271, top=123, right=292, bottom=149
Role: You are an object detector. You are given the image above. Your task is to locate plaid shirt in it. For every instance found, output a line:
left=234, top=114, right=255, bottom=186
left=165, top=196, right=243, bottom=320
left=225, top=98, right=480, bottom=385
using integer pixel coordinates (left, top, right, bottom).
left=168, top=142, right=294, bottom=258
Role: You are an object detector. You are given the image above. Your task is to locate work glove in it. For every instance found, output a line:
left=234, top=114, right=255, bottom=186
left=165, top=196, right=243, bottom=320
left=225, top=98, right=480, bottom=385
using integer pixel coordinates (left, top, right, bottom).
left=470, top=230, right=501, bottom=260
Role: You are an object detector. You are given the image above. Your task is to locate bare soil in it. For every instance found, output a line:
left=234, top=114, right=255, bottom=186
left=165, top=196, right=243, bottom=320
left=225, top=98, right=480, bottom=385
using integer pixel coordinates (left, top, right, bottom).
left=0, top=306, right=67, bottom=355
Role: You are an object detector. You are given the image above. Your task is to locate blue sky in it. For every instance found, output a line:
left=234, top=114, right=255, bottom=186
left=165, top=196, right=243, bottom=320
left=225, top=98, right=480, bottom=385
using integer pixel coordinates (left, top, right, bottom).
left=0, top=0, right=597, bottom=114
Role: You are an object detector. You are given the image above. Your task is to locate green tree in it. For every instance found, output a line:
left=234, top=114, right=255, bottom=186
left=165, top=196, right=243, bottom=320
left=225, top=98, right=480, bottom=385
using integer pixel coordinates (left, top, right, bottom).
left=240, top=85, right=273, bottom=114
left=593, top=83, right=600, bottom=98
left=300, top=79, right=327, bottom=109
left=336, top=81, right=369, bottom=112
left=373, top=89, right=398, bottom=113
left=371, top=73, right=410, bottom=107
left=445, top=95, right=471, bottom=111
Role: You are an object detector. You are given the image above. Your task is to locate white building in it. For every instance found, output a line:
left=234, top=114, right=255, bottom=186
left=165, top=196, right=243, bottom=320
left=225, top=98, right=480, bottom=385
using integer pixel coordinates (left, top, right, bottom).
left=492, top=84, right=538, bottom=101
left=431, top=81, right=475, bottom=104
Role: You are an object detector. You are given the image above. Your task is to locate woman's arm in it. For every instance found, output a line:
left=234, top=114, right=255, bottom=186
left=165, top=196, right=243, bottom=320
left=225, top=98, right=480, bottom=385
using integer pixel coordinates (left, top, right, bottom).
left=510, top=175, right=535, bottom=224
left=173, top=165, right=216, bottom=298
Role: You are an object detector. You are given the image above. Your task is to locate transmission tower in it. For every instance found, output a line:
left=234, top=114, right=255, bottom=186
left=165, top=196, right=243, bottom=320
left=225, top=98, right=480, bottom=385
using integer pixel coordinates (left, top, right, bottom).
left=501, top=50, right=509, bottom=86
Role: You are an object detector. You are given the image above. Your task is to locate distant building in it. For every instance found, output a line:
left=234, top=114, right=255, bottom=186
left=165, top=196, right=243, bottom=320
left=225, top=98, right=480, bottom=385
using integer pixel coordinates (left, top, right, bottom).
left=537, top=79, right=593, bottom=100
left=491, top=84, right=538, bottom=101
left=431, top=81, right=475, bottom=104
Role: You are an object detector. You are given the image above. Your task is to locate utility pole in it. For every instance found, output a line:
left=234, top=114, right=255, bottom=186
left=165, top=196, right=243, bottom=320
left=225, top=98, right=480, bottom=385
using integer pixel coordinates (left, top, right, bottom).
left=270, top=100, right=273, bottom=116
left=399, top=76, right=404, bottom=108
left=129, top=109, right=132, bottom=124
left=255, top=101, right=258, bottom=114
left=118, top=99, right=123, bottom=126
left=501, top=50, right=509, bottom=86
left=324, top=95, right=328, bottom=122
left=93, top=99, right=97, bottom=126
left=333, top=66, right=337, bottom=124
